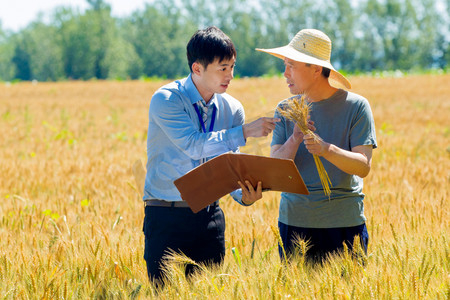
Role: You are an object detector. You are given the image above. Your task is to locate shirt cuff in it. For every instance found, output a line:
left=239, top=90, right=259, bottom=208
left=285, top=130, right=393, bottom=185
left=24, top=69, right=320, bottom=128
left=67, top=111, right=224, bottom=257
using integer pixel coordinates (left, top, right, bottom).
left=226, top=126, right=246, bottom=149
left=230, top=189, right=253, bottom=206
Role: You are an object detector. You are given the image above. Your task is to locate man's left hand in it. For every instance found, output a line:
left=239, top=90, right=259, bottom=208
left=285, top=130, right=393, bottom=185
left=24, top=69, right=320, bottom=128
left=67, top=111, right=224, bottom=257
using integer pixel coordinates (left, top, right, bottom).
left=303, top=133, right=330, bottom=156
left=238, top=180, right=263, bottom=205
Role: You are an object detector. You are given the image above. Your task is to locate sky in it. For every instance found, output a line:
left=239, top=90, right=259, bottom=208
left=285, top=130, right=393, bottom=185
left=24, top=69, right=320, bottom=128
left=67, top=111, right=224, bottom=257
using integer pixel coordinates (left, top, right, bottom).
left=1, top=0, right=448, bottom=33
left=0, top=0, right=150, bottom=32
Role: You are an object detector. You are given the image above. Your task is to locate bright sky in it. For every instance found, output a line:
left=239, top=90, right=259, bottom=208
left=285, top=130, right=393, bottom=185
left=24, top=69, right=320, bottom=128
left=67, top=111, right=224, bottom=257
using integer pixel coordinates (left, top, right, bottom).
left=0, top=0, right=150, bottom=32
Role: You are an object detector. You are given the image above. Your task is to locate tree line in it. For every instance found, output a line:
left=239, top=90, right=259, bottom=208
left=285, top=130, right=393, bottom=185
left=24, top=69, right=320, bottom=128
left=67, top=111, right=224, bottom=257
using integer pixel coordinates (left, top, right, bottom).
left=0, top=0, right=448, bottom=82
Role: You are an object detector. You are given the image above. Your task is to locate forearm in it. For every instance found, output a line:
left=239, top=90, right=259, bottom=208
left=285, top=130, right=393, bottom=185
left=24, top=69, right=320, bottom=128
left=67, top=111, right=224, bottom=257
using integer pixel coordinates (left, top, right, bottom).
left=270, top=134, right=302, bottom=160
left=185, top=126, right=245, bottom=160
left=322, top=144, right=371, bottom=178
left=157, top=123, right=245, bottom=161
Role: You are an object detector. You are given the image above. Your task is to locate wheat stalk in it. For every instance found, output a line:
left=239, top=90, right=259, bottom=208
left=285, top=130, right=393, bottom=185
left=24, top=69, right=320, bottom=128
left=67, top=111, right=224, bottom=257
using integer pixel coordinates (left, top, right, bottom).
left=277, top=95, right=332, bottom=198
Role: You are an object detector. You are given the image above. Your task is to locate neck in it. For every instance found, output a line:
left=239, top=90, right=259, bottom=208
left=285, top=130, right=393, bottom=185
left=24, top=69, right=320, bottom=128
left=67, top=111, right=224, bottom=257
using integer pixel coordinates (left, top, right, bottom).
left=305, top=79, right=338, bottom=102
left=191, top=73, right=213, bottom=103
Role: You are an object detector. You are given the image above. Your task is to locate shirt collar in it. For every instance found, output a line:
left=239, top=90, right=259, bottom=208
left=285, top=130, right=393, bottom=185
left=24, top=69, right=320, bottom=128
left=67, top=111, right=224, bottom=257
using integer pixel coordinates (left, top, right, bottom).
left=185, top=74, right=218, bottom=109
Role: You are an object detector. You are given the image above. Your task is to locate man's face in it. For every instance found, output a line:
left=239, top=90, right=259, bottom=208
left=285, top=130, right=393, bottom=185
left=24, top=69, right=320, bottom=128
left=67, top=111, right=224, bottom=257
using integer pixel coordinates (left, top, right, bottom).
left=283, top=58, right=315, bottom=95
left=196, top=57, right=235, bottom=99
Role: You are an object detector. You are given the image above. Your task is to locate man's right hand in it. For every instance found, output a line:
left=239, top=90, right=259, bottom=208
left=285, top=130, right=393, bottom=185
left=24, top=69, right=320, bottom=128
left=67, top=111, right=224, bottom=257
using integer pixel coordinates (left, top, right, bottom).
left=292, top=120, right=315, bottom=143
left=242, top=117, right=280, bottom=139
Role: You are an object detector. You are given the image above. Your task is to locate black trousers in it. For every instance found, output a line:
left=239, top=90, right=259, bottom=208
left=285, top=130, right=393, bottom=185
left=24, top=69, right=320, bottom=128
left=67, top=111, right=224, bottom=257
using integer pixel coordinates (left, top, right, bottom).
left=143, top=204, right=225, bottom=285
left=278, top=221, right=369, bottom=262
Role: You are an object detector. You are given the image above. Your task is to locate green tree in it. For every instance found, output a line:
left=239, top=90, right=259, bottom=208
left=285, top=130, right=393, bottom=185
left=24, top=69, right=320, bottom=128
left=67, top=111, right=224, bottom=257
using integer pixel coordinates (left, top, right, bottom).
left=126, top=2, right=195, bottom=78
left=55, top=8, right=95, bottom=79
left=1, top=0, right=448, bottom=81
left=86, top=0, right=110, bottom=11
left=363, top=0, right=423, bottom=70
left=327, top=0, right=358, bottom=71
left=0, top=24, right=16, bottom=81
left=54, top=4, right=117, bottom=80
left=414, top=0, right=444, bottom=69
left=14, top=22, right=64, bottom=81
left=224, top=9, right=274, bottom=76
left=102, top=36, right=142, bottom=80
left=11, top=39, right=32, bottom=81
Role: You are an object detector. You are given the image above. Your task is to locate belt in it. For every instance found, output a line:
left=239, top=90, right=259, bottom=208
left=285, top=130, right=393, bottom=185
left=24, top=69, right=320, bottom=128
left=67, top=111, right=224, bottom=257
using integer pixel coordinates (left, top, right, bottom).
left=144, top=199, right=218, bottom=209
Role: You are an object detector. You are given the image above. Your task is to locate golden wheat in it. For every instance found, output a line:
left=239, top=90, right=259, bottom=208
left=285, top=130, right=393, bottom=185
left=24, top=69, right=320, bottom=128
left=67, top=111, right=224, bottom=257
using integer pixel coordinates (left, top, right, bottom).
left=0, top=75, right=449, bottom=298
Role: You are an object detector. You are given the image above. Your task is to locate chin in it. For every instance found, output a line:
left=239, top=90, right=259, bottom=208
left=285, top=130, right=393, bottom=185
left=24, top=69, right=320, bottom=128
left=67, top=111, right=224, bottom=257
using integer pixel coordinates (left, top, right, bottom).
left=289, top=88, right=299, bottom=95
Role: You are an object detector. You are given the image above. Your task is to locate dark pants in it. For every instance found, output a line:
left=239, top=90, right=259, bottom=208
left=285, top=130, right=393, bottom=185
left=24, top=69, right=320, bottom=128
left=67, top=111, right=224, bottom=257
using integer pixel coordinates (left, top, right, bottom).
left=143, top=203, right=225, bottom=285
left=278, top=221, right=369, bottom=263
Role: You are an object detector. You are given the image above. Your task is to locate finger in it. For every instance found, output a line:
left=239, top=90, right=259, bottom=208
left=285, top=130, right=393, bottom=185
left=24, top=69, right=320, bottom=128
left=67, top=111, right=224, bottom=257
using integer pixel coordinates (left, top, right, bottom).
left=304, top=142, right=314, bottom=151
left=256, top=181, right=262, bottom=195
left=265, top=127, right=274, bottom=134
left=238, top=181, right=249, bottom=195
left=267, top=122, right=277, bottom=130
left=304, top=133, right=315, bottom=140
left=303, top=135, right=312, bottom=143
left=245, top=180, right=255, bottom=192
left=264, top=117, right=281, bottom=124
left=262, top=128, right=272, bottom=136
left=271, top=118, right=281, bottom=123
left=304, top=137, right=316, bottom=146
left=307, top=122, right=316, bottom=131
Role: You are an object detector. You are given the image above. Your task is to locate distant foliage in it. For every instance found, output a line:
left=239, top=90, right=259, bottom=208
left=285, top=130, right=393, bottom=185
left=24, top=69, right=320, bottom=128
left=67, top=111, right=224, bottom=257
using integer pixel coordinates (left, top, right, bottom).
left=0, top=0, right=448, bottom=81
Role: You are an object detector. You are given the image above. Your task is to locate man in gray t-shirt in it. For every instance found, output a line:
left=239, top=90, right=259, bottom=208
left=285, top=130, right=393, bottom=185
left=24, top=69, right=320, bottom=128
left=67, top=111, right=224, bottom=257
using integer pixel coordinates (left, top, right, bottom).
left=257, top=29, right=377, bottom=262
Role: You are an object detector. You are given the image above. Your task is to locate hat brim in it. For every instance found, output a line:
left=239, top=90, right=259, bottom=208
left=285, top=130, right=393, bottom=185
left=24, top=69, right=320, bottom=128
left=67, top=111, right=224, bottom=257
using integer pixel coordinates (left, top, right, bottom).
left=256, top=46, right=351, bottom=90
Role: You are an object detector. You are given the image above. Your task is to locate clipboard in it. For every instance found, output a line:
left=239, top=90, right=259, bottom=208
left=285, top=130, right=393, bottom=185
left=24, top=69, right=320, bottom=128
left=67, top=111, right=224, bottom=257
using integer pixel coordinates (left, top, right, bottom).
left=174, top=153, right=309, bottom=213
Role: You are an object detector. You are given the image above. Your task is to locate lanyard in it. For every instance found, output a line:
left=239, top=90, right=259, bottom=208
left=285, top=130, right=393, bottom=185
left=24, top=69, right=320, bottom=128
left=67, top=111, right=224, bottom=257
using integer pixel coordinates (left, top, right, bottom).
left=193, top=103, right=216, bottom=133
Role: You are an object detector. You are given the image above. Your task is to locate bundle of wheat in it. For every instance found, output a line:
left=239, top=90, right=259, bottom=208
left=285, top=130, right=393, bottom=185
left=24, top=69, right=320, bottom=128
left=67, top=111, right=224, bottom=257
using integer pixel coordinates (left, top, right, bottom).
left=277, top=95, right=332, bottom=198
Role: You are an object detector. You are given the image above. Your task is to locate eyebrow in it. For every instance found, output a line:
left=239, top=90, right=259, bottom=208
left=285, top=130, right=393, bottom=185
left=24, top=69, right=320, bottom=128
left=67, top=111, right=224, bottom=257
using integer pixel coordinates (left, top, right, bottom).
left=218, top=63, right=235, bottom=68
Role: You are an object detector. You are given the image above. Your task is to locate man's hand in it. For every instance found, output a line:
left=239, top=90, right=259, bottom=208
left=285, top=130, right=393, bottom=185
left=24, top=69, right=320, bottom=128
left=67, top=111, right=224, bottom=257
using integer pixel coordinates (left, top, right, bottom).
left=303, top=132, right=329, bottom=156
left=238, top=180, right=263, bottom=205
left=270, top=120, right=315, bottom=160
left=292, top=120, right=315, bottom=143
left=242, top=117, right=280, bottom=139
left=304, top=131, right=373, bottom=177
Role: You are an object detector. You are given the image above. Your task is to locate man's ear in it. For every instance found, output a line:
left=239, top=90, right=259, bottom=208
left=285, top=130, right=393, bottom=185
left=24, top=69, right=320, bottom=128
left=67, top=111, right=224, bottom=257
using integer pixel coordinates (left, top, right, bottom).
left=313, top=65, right=322, bottom=78
left=192, top=62, right=202, bottom=76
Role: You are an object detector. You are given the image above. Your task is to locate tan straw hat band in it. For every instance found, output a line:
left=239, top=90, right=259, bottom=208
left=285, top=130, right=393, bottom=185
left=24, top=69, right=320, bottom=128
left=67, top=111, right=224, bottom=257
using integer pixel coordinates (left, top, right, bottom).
left=289, top=31, right=331, bottom=62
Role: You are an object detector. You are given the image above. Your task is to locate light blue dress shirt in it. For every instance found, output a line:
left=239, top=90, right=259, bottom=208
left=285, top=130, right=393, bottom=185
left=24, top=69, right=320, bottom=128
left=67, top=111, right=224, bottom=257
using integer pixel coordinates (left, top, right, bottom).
left=143, top=74, right=246, bottom=204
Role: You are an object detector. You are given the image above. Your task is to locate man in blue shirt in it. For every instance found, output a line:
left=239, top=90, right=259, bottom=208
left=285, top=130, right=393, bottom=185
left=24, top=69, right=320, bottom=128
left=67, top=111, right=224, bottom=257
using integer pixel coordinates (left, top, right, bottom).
left=143, top=26, right=280, bottom=286
left=257, top=29, right=377, bottom=263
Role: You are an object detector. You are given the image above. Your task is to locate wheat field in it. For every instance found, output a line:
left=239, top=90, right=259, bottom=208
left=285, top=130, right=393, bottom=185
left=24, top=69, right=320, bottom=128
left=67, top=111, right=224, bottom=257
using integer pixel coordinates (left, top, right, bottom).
left=0, top=74, right=449, bottom=299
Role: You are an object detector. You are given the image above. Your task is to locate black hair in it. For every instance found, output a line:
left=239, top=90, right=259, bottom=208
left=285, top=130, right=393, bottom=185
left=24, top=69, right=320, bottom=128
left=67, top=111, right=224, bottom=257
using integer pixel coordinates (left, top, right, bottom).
left=305, top=63, right=331, bottom=78
left=186, top=26, right=236, bottom=72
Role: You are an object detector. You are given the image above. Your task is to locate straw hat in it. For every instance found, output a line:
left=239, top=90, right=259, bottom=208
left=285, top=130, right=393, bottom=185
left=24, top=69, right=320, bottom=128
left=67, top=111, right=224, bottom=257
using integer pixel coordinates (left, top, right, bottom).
left=256, top=29, right=351, bottom=90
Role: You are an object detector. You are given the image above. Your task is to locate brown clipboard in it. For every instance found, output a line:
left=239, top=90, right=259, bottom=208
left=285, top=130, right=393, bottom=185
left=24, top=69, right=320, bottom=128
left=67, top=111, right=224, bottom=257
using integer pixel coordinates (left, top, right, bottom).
left=174, top=153, right=309, bottom=213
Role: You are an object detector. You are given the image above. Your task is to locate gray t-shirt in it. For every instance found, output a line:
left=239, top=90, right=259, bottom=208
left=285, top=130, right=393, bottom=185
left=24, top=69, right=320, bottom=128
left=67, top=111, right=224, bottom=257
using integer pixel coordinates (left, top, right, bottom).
left=271, top=89, right=377, bottom=228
